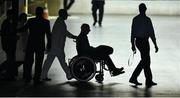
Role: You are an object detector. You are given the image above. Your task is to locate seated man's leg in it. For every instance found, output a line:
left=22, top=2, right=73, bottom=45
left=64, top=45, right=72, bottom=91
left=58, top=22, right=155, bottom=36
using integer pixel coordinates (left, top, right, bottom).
left=104, top=56, right=124, bottom=76
left=94, top=46, right=124, bottom=76
left=96, top=45, right=113, bottom=55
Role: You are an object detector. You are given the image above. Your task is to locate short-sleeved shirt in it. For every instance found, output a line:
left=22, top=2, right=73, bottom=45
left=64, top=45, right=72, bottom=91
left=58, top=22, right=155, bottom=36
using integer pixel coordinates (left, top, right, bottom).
left=131, top=14, right=155, bottom=40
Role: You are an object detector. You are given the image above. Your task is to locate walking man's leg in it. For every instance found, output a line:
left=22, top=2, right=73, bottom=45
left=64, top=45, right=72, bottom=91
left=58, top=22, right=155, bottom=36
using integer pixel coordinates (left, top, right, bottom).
left=98, top=4, right=104, bottom=26
left=66, top=0, right=74, bottom=10
left=63, top=0, right=68, bottom=10
left=57, top=53, right=72, bottom=80
left=92, top=4, right=98, bottom=26
left=41, top=54, right=55, bottom=80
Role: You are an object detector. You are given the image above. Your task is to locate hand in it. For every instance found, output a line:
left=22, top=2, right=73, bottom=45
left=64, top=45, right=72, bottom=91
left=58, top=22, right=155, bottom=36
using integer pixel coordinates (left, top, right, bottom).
left=131, top=46, right=136, bottom=54
left=74, top=36, right=78, bottom=39
left=155, top=46, right=159, bottom=53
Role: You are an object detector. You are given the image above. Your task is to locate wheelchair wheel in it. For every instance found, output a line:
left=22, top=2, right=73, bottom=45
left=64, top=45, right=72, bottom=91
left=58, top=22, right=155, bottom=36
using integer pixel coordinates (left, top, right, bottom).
left=95, top=74, right=104, bottom=82
left=69, top=56, right=96, bottom=82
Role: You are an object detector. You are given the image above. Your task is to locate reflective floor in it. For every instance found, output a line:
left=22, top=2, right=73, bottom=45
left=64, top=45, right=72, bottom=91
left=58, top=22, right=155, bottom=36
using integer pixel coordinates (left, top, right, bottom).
left=0, top=15, right=180, bottom=97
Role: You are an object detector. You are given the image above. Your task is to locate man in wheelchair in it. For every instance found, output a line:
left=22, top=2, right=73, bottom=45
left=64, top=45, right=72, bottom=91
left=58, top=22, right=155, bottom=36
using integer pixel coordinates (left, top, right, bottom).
left=76, top=23, right=125, bottom=77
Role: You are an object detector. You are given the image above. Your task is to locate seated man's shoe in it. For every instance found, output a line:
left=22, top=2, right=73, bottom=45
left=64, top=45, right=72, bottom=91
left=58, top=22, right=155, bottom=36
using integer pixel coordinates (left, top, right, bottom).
left=129, top=78, right=142, bottom=85
left=42, top=77, right=51, bottom=81
left=116, top=67, right=124, bottom=72
left=111, top=69, right=125, bottom=77
left=146, top=81, right=157, bottom=87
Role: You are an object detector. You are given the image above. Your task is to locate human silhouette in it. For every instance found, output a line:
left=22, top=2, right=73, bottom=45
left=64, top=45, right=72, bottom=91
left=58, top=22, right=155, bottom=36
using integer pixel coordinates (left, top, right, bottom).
left=63, top=0, right=75, bottom=15
left=15, top=13, right=28, bottom=77
left=91, top=0, right=105, bottom=27
left=129, top=3, right=158, bottom=87
left=18, top=13, right=28, bottom=52
left=0, top=9, right=17, bottom=81
left=19, top=7, right=51, bottom=84
left=41, top=9, right=77, bottom=81
left=76, top=23, right=125, bottom=76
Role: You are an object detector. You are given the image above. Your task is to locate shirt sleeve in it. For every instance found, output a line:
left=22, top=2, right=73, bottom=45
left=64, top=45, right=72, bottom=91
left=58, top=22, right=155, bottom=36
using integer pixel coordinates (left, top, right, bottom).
left=148, top=18, right=156, bottom=41
left=45, top=20, right=51, bottom=49
left=66, top=30, right=76, bottom=39
left=131, top=18, right=135, bottom=43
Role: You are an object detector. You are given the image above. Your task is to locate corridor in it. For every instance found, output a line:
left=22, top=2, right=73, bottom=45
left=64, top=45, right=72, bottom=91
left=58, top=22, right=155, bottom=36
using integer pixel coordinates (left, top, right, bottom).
left=0, top=15, right=180, bottom=97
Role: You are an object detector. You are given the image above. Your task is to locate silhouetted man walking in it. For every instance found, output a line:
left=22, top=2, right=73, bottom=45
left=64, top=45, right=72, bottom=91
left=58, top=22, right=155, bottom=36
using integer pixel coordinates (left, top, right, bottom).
left=129, top=3, right=158, bottom=87
left=19, top=7, right=51, bottom=84
left=41, top=9, right=77, bottom=81
left=92, top=0, right=105, bottom=27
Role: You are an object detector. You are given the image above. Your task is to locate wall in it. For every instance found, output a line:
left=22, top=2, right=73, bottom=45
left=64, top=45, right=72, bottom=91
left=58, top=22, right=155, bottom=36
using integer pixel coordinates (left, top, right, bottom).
left=63, top=0, right=180, bottom=15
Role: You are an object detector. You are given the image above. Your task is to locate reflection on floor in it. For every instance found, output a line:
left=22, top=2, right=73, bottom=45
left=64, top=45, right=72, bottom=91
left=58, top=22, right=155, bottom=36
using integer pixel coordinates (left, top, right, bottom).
left=0, top=15, right=180, bottom=97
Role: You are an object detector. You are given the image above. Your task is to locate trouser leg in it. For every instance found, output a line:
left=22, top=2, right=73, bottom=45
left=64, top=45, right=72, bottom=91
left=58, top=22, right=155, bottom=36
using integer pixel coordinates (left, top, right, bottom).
left=144, top=55, right=152, bottom=83
left=66, top=0, right=74, bottom=10
left=41, top=54, right=55, bottom=79
left=57, top=53, right=71, bottom=77
left=23, top=50, right=34, bottom=81
left=130, top=39, right=152, bottom=81
left=98, top=4, right=104, bottom=24
left=63, top=0, right=68, bottom=10
left=34, top=50, right=44, bottom=81
left=130, top=59, right=144, bottom=80
left=15, top=61, right=24, bottom=76
left=94, top=46, right=116, bottom=71
left=92, top=5, right=98, bottom=23
left=5, top=50, right=16, bottom=78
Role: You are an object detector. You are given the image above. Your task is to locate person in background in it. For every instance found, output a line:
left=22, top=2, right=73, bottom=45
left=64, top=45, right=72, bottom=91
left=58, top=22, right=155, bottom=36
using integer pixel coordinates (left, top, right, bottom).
left=63, top=0, right=75, bottom=15
left=91, top=0, right=105, bottom=27
left=129, top=3, right=158, bottom=87
left=15, top=13, right=28, bottom=77
left=18, top=13, right=28, bottom=52
left=0, top=9, right=17, bottom=81
left=19, top=7, right=51, bottom=85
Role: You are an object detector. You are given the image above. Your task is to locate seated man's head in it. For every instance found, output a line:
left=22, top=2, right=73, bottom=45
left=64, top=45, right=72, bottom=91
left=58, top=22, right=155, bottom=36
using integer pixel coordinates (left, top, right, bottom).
left=81, top=23, right=90, bottom=35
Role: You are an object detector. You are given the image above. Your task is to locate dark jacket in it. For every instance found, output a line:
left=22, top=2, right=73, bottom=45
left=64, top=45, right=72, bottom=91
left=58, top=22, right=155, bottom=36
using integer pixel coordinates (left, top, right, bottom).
left=20, top=17, right=51, bottom=51
left=76, top=33, right=94, bottom=55
left=1, top=18, right=17, bottom=51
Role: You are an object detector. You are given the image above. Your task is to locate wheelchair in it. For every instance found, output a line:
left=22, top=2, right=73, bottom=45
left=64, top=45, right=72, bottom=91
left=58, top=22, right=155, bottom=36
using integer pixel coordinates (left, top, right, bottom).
left=68, top=55, right=108, bottom=82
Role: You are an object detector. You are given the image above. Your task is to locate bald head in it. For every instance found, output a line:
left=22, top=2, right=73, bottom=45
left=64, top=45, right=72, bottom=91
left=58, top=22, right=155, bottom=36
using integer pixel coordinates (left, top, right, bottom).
left=81, top=23, right=90, bottom=35
left=139, top=3, right=147, bottom=14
